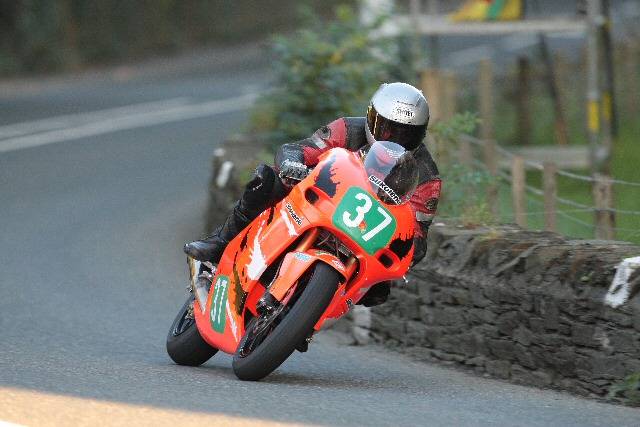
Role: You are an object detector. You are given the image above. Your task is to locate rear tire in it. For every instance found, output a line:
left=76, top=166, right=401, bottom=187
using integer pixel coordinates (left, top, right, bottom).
left=232, top=262, right=340, bottom=381
left=166, top=296, right=218, bottom=366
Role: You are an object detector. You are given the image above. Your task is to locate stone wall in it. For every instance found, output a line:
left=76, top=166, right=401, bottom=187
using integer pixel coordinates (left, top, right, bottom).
left=361, top=224, right=640, bottom=400
left=204, top=143, right=640, bottom=400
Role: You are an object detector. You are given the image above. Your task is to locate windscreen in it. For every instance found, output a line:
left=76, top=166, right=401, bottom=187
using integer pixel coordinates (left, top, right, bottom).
left=362, top=141, right=419, bottom=205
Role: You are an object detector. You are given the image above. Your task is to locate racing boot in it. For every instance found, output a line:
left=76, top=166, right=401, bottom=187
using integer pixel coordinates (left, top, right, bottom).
left=184, top=164, right=285, bottom=263
left=183, top=202, right=252, bottom=263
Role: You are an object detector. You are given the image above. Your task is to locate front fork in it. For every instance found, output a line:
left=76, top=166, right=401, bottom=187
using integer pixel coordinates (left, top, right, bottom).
left=187, top=257, right=216, bottom=314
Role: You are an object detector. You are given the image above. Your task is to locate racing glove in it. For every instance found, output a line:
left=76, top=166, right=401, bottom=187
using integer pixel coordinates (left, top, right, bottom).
left=278, top=159, right=310, bottom=187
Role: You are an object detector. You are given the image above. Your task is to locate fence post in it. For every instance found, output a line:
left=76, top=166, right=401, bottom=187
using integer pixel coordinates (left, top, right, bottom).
left=479, top=59, right=498, bottom=218
left=593, top=173, right=615, bottom=240
left=543, top=161, right=558, bottom=232
left=511, top=155, right=527, bottom=228
left=516, top=56, right=531, bottom=146
left=478, top=59, right=494, bottom=142
left=586, top=0, right=605, bottom=173
left=421, top=69, right=443, bottom=123
left=483, top=140, right=499, bottom=219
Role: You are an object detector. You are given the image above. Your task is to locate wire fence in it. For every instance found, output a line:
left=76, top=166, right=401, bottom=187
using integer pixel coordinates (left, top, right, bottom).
left=456, top=133, right=640, bottom=241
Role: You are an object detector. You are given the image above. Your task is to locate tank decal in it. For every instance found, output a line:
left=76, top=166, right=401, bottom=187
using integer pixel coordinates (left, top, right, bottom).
left=225, top=300, right=239, bottom=341
left=315, top=153, right=339, bottom=197
left=280, top=206, right=298, bottom=236
left=246, top=224, right=267, bottom=280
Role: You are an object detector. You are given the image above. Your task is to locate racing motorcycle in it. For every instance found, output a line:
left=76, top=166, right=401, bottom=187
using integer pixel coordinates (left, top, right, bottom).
left=166, top=140, right=418, bottom=381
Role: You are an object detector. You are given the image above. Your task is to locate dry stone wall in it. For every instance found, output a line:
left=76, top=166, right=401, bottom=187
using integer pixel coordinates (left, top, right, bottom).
left=204, top=143, right=640, bottom=400
left=361, top=224, right=640, bottom=399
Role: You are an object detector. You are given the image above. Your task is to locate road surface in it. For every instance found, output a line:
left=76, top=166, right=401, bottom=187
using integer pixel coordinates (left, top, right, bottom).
left=1, top=46, right=639, bottom=426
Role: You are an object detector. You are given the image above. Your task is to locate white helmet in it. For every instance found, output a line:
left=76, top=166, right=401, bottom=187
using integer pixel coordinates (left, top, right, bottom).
left=366, top=82, right=430, bottom=151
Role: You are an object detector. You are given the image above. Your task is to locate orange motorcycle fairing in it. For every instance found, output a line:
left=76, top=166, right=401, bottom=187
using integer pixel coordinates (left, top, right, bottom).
left=194, top=147, right=416, bottom=355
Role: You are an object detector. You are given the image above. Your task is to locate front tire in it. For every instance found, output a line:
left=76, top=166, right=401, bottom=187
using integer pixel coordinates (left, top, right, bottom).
left=166, top=296, right=218, bottom=366
left=232, top=262, right=340, bottom=381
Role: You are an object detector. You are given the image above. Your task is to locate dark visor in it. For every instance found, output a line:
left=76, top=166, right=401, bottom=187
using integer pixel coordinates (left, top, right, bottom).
left=367, top=106, right=426, bottom=150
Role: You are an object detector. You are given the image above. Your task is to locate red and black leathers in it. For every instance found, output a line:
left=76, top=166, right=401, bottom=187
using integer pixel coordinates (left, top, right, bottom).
left=275, top=117, right=441, bottom=265
left=185, top=116, right=441, bottom=305
left=185, top=117, right=440, bottom=306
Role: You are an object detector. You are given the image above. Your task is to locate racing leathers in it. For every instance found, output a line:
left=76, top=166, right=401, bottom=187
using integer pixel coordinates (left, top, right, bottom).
left=184, top=116, right=441, bottom=307
left=275, top=117, right=441, bottom=265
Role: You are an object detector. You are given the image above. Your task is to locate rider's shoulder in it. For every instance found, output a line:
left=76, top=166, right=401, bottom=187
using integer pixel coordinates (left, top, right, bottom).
left=413, top=143, right=440, bottom=180
left=312, top=117, right=367, bottom=150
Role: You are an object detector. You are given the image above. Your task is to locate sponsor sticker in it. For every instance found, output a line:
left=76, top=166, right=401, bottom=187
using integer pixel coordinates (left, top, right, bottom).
left=368, top=175, right=402, bottom=205
left=210, top=275, right=230, bottom=333
left=294, top=252, right=312, bottom=262
left=392, top=104, right=415, bottom=121
left=285, top=202, right=303, bottom=226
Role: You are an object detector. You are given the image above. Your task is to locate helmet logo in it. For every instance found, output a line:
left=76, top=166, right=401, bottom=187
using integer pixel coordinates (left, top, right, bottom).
left=392, top=105, right=415, bottom=121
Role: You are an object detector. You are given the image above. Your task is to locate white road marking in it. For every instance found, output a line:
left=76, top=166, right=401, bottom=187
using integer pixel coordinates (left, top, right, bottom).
left=0, top=97, right=190, bottom=139
left=0, top=92, right=260, bottom=154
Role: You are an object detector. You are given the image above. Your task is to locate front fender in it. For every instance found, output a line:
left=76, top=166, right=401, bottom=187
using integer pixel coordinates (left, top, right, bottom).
left=268, top=249, right=347, bottom=302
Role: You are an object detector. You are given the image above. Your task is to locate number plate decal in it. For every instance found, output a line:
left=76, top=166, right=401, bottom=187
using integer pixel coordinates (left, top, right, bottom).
left=332, top=187, right=397, bottom=255
left=210, top=275, right=230, bottom=333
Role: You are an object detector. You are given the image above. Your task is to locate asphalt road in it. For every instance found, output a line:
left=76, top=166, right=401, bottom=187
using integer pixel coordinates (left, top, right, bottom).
left=1, top=46, right=640, bottom=426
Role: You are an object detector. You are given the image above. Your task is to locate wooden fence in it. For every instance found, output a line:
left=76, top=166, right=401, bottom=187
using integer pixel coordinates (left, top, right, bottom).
left=419, top=53, right=640, bottom=241
left=455, top=133, right=640, bottom=241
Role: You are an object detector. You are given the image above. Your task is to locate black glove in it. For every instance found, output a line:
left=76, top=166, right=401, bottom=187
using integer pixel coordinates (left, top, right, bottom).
left=411, top=221, right=431, bottom=267
left=278, top=159, right=310, bottom=187
left=411, top=235, right=427, bottom=266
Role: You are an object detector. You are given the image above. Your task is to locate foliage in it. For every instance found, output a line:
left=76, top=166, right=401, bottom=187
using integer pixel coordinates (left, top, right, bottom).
left=430, top=112, right=480, bottom=141
left=249, top=4, right=403, bottom=145
left=608, top=372, right=640, bottom=406
left=428, top=112, right=496, bottom=226
left=0, top=0, right=350, bottom=75
left=437, top=164, right=495, bottom=226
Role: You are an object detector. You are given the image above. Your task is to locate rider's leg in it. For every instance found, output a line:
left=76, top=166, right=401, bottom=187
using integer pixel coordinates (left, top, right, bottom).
left=184, top=164, right=287, bottom=263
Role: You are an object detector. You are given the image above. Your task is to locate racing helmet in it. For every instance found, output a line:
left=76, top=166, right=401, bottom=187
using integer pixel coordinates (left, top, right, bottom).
left=366, top=82, right=430, bottom=151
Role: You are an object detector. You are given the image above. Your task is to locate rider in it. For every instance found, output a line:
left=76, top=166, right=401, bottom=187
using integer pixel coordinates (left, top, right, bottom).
left=184, top=82, right=441, bottom=307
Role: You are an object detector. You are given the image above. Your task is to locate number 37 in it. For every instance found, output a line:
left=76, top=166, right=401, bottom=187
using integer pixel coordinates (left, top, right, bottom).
left=342, top=192, right=392, bottom=241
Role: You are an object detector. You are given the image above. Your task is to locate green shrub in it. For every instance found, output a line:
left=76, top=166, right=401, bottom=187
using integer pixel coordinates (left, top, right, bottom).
left=249, top=4, right=403, bottom=146
left=430, top=113, right=496, bottom=226
left=609, top=372, right=640, bottom=406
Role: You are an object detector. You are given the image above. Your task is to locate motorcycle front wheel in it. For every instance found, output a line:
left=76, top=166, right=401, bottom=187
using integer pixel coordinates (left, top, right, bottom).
left=166, top=295, right=218, bottom=366
left=232, top=262, right=340, bottom=381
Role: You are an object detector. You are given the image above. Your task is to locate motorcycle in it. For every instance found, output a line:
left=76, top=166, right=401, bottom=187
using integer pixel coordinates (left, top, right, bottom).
left=166, top=140, right=419, bottom=381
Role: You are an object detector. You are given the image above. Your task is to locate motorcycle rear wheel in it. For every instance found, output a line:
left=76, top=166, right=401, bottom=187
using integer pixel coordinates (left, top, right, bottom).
left=232, top=262, right=340, bottom=381
left=166, top=295, right=218, bottom=366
